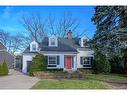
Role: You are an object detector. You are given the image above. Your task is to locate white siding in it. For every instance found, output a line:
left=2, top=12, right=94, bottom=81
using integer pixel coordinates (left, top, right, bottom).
left=22, top=53, right=77, bottom=73
left=22, top=50, right=93, bottom=73
left=77, top=50, right=94, bottom=68
left=22, top=54, right=36, bottom=73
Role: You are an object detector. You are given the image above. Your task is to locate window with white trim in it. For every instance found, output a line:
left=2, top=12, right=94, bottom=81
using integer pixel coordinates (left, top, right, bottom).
left=32, top=44, right=36, bottom=51
left=48, top=56, right=57, bottom=67
left=83, top=39, right=88, bottom=47
left=80, top=57, right=91, bottom=65
left=50, top=38, right=55, bottom=46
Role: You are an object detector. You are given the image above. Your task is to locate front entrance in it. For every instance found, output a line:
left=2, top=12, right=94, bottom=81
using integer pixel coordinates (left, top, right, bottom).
left=65, top=56, right=72, bottom=70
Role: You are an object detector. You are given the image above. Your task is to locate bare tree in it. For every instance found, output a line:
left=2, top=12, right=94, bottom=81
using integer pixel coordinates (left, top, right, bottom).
left=56, top=12, right=79, bottom=38
left=0, top=29, right=27, bottom=54
left=22, top=14, right=47, bottom=43
left=46, top=12, right=79, bottom=37
left=47, top=14, right=56, bottom=35
left=0, top=29, right=10, bottom=46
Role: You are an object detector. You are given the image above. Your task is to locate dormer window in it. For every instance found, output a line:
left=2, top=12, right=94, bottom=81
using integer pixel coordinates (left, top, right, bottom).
left=81, top=35, right=89, bottom=47
left=51, top=38, right=55, bottom=46
left=30, top=41, right=38, bottom=52
left=83, top=39, right=88, bottom=46
left=32, top=44, right=36, bottom=51
left=49, top=35, right=58, bottom=47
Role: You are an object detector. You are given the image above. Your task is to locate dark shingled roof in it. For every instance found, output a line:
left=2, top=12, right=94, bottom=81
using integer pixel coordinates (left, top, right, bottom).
left=23, top=37, right=91, bottom=53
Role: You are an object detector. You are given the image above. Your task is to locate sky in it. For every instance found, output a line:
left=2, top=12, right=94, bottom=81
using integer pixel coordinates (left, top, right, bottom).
left=0, top=6, right=96, bottom=39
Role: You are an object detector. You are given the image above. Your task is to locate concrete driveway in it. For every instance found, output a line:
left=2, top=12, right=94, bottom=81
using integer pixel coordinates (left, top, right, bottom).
left=0, top=69, right=40, bottom=89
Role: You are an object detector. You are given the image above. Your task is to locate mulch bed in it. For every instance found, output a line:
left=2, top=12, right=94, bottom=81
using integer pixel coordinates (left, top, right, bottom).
left=33, top=71, right=85, bottom=80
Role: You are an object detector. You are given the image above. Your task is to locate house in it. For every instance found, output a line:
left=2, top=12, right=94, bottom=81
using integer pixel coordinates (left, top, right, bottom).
left=22, top=31, right=94, bottom=73
left=0, top=42, right=15, bottom=69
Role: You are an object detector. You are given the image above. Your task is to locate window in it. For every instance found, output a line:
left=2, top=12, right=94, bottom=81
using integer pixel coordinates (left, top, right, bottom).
left=80, top=57, right=91, bottom=65
left=48, top=56, right=57, bottom=67
left=32, top=44, right=36, bottom=51
left=83, top=39, right=88, bottom=46
left=50, top=38, right=55, bottom=46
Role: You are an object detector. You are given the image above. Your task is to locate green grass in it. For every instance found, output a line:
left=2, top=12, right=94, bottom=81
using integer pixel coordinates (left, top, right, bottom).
left=32, top=79, right=110, bottom=89
left=86, top=74, right=127, bottom=81
left=31, top=73, right=127, bottom=89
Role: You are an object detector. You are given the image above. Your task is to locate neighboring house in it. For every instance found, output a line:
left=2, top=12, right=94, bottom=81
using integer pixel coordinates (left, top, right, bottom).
left=15, top=55, right=22, bottom=71
left=22, top=31, right=94, bottom=73
left=0, top=42, right=14, bottom=69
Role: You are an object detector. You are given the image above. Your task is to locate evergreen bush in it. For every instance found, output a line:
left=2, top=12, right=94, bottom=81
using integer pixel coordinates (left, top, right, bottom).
left=92, top=52, right=111, bottom=74
left=2, top=61, right=9, bottom=75
left=0, top=61, right=9, bottom=76
left=0, top=64, right=3, bottom=76
left=29, top=53, right=47, bottom=76
left=109, top=54, right=124, bottom=73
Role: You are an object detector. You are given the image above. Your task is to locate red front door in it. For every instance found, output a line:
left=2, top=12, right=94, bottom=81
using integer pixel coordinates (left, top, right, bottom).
left=65, top=56, right=72, bottom=69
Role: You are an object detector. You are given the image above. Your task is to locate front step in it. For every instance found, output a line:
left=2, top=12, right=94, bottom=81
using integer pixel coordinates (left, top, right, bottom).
left=64, top=69, right=75, bottom=73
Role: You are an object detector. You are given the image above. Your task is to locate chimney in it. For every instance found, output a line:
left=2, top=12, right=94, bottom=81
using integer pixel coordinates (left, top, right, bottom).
left=68, top=30, right=72, bottom=40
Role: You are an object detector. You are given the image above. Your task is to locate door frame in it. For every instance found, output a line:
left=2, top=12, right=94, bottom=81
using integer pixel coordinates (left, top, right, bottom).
left=64, top=55, right=73, bottom=70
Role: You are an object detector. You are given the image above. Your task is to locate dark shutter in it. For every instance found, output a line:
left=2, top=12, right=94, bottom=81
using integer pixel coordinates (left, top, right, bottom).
left=80, top=57, right=83, bottom=65
left=91, top=57, right=93, bottom=64
left=45, top=56, right=48, bottom=63
left=57, top=56, right=59, bottom=65
left=72, top=56, right=74, bottom=68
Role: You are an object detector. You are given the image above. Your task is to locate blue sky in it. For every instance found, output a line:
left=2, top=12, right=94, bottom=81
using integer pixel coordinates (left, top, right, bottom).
left=0, top=6, right=96, bottom=39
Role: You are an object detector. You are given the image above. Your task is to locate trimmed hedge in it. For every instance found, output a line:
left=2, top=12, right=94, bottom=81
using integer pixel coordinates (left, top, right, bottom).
left=92, top=52, right=111, bottom=74
left=0, top=61, right=9, bottom=76
left=29, top=53, right=47, bottom=76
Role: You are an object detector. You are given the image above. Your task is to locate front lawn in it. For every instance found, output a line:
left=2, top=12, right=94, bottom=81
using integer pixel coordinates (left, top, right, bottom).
left=32, top=73, right=127, bottom=89
left=32, top=79, right=110, bottom=89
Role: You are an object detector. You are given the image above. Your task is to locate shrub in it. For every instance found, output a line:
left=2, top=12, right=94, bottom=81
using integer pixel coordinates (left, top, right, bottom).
left=92, top=52, right=111, bottom=74
left=29, top=53, right=47, bottom=76
left=2, top=61, right=9, bottom=75
left=0, top=64, right=3, bottom=76
left=109, top=54, right=124, bottom=73
left=0, top=61, right=9, bottom=76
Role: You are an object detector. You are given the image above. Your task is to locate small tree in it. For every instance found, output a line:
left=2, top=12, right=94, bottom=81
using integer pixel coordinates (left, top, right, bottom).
left=2, top=61, right=9, bottom=75
left=0, top=64, right=3, bottom=76
left=0, top=62, right=9, bottom=76
left=92, top=52, right=111, bottom=74
left=29, top=53, right=47, bottom=76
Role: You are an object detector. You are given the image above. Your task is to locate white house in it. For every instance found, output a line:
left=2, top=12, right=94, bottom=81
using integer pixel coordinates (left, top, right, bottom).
left=22, top=30, right=94, bottom=73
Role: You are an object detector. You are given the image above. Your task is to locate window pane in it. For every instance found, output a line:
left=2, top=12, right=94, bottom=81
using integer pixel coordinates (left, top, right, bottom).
left=32, top=44, right=36, bottom=50
left=51, top=41, right=55, bottom=45
left=80, top=57, right=91, bottom=65
left=48, top=56, right=57, bottom=65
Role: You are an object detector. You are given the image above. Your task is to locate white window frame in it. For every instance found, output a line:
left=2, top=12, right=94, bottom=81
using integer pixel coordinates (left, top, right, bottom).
left=83, top=39, right=88, bottom=47
left=80, top=56, right=91, bottom=65
left=48, top=56, right=57, bottom=66
left=50, top=39, right=55, bottom=46
left=32, top=44, right=36, bottom=51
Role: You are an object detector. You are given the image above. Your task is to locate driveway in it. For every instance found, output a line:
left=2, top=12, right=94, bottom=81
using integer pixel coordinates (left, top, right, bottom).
left=0, top=69, right=40, bottom=89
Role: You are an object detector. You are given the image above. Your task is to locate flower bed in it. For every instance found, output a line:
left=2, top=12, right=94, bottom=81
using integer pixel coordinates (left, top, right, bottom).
left=33, top=70, right=86, bottom=79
